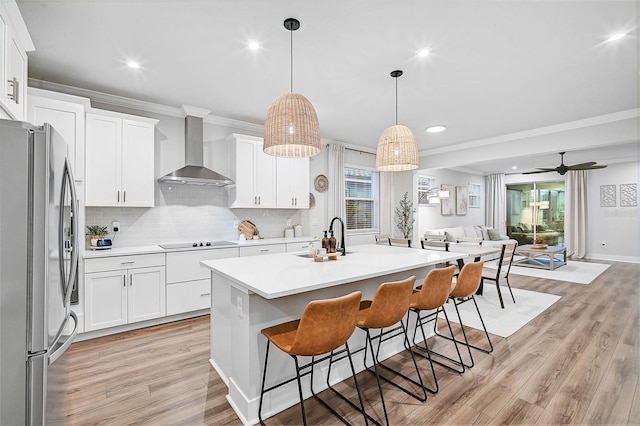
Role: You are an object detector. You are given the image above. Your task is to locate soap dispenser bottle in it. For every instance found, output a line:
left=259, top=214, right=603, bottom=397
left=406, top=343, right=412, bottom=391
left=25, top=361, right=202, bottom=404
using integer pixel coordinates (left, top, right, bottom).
left=329, top=230, right=337, bottom=253
left=322, top=231, right=329, bottom=252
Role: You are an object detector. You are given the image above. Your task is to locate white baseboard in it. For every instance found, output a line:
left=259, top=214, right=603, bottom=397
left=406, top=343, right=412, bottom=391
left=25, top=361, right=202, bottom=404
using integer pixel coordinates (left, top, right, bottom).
left=75, top=309, right=209, bottom=341
left=586, top=253, right=640, bottom=264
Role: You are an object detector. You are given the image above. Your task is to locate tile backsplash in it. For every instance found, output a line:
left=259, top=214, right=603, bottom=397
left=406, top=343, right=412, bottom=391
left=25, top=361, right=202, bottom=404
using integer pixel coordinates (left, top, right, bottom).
left=85, top=184, right=302, bottom=247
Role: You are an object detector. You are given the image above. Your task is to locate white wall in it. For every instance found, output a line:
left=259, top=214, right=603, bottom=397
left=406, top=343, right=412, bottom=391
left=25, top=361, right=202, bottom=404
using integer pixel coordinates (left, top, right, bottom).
left=587, top=161, right=639, bottom=263
left=416, top=168, right=485, bottom=239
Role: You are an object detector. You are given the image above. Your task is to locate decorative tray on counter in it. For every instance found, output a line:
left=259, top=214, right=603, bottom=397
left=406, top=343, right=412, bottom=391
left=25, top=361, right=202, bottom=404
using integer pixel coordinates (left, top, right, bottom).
left=314, top=253, right=339, bottom=262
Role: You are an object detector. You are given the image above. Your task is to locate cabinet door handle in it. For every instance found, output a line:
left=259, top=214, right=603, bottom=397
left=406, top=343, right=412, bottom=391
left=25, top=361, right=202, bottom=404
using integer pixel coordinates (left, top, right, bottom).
left=258, top=196, right=261, bottom=205
left=254, top=196, right=257, bottom=205
left=200, top=292, right=211, bottom=297
left=117, top=191, right=120, bottom=202
left=123, top=191, right=126, bottom=203
left=294, top=197, right=297, bottom=206
left=7, top=77, right=19, bottom=104
left=123, top=275, right=126, bottom=287
left=130, top=274, right=133, bottom=286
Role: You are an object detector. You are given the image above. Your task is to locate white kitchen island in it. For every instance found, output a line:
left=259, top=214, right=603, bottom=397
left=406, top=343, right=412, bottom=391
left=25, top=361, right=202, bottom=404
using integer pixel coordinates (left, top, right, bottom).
left=201, top=244, right=462, bottom=425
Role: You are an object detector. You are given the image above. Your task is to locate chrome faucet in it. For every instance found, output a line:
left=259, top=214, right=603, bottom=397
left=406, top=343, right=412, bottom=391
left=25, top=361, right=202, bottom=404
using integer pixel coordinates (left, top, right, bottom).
left=328, top=216, right=346, bottom=256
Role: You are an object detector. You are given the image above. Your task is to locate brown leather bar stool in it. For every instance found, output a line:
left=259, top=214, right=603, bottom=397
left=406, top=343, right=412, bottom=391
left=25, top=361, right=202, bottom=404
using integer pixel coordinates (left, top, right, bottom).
left=258, top=291, right=366, bottom=426
left=409, top=265, right=463, bottom=393
left=354, top=276, right=425, bottom=425
left=435, top=261, right=493, bottom=369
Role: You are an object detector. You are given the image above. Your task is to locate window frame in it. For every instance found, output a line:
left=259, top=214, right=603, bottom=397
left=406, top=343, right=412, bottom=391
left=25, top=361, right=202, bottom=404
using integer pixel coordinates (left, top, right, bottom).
left=344, top=164, right=379, bottom=234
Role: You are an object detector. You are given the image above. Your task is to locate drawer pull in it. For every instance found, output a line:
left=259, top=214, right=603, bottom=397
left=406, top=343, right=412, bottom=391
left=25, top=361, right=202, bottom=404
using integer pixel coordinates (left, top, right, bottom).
left=121, top=261, right=135, bottom=265
left=200, top=292, right=211, bottom=297
left=260, top=249, right=270, bottom=252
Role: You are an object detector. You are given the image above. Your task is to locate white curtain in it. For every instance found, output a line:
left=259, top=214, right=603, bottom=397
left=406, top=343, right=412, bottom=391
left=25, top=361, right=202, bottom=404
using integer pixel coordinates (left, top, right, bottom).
left=485, top=173, right=506, bottom=235
left=379, top=172, right=394, bottom=236
left=327, top=143, right=345, bottom=232
left=565, top=170, right=588, bottom=258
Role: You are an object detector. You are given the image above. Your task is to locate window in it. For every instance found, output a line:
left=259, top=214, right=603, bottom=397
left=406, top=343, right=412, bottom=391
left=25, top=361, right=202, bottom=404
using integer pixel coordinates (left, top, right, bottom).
left=418, top=176, right=437, bottom=205
left=468, top=183, right=481, bottom=208
left=345, top=166, right=378, bottom=231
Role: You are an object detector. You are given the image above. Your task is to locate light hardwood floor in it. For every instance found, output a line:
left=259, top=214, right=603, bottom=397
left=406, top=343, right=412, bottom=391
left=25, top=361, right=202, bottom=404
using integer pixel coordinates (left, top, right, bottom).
left=62, top=260, right=640, bottom=425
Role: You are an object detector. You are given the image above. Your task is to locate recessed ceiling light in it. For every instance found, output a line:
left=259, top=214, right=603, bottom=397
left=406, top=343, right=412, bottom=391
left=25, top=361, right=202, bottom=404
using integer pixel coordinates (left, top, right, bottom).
left=511, top=166, right=518, bottom=170
left=126, top=61, right=141, bottom=69
left=248, top=41, right=261, bottom=50
left=606, top=32, right=626, bottom=42
left=425, top=125, right=446, bottom=133
left=417, top=48, right=431, bottom=58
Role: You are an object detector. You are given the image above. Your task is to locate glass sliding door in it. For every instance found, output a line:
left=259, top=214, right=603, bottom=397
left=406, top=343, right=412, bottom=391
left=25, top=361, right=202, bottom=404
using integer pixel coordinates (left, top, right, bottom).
left=506, top=181, right=565, bottom=247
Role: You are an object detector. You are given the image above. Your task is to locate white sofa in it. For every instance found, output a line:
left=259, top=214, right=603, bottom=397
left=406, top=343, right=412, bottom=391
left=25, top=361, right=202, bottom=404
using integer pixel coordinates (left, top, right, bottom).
left=423, top=225, right=518, bottom=257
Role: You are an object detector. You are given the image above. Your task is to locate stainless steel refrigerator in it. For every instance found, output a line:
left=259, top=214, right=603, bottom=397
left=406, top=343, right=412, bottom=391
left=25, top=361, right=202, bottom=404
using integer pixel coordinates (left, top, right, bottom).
left=1, top=119, right=79, bottom=425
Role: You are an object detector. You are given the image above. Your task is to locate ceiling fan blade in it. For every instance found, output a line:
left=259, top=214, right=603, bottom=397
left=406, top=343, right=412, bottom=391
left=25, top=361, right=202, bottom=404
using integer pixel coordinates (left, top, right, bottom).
left=567, top=162, right=597, bottom=169
left=522, top=169, right=555, bottom=175
left=584, top=164, right=607, bottom=170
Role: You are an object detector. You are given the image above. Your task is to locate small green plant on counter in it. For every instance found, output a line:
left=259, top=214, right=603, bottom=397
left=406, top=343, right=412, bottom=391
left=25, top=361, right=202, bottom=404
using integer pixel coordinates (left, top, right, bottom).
left=395, top=192, right=415, bottom=239
left=86, top=225, right=108, bottom=236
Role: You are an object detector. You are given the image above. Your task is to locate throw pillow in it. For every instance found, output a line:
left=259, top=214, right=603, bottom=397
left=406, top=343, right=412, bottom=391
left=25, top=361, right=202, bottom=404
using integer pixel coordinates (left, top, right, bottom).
left=536, top=224, right=545, bottom=232
left=444, top=231, right=457, bottom=242
left=487, top=228, right=502, bottom=241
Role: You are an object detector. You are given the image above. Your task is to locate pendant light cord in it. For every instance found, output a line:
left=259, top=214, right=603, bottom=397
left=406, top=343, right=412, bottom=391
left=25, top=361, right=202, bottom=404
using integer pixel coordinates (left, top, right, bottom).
left=290, top=27, right=294, bottom=93
left=395, top=76, right=398, bottom=125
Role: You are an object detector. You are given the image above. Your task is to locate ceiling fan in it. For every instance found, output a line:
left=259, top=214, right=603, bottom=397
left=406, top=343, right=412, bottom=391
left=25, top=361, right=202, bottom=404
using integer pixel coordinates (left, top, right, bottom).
left=522, top=152, right=607, bottom=175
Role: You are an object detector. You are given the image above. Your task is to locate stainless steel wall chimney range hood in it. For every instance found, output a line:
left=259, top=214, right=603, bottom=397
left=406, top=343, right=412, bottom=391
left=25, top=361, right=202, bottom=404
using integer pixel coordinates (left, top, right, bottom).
left=157, top=114, right=234, bottom=186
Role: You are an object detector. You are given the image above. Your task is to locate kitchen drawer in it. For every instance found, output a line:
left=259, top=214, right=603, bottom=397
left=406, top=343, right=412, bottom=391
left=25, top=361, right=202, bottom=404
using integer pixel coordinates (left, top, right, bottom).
left=84, top=253, right=165, bottom=273
left=166, top=279, right=211, bottom=315
left=285, top=241, right=314, bottom=253
left=166, top=248, right=238, bottom=283
left=239, top=244, right=286, bottom=257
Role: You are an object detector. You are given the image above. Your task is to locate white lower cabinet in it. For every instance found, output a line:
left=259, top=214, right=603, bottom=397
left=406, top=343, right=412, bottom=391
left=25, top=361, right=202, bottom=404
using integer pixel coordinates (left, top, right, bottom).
left=165, top=247, right=238, bottom=316
left=285, top=241, right=314, bottom=253
left=84, top=254, right=166, bottom=332
left=239, top=244, right=286, bottom=257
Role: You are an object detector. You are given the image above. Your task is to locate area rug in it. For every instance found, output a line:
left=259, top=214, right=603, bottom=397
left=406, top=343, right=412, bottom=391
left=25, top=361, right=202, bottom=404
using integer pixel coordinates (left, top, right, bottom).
left=443, top=285, right=561, bottom=337
left=483, top=259, right=610, bottom=284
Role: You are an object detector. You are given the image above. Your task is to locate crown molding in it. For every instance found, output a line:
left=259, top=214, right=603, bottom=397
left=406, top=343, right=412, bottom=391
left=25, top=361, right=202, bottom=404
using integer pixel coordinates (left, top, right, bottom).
left=418, top=108, right=640, bottom=157
left=28, top=78, right=265, bottom=133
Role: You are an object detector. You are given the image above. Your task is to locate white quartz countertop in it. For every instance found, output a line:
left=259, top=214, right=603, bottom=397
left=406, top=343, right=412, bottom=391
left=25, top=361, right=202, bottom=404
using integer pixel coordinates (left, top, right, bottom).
left=82, top=236, right=314, bottom=259
left=201, top=244, right=464, bottom=299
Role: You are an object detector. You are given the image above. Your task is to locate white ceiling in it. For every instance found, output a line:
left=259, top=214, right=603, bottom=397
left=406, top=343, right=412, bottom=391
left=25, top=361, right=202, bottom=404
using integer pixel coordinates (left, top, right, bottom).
left=17, top=0, right=639, bottom=175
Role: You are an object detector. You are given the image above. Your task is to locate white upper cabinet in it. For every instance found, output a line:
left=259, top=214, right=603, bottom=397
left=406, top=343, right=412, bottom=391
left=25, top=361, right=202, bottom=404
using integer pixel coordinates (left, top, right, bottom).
left=227, top=133, right=276, bottom=208
left=0, top=1, right=34, bottom=121
left=276, top=157, right=309, bottom=208
left=85, top=111, right=157, bottom=207
left=27, top=88, right=90, bottom=182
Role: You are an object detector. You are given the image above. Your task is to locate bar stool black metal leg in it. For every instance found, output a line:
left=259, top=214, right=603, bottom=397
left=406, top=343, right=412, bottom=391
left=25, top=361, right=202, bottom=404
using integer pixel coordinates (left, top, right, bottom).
left=258, top=341, right=271, bottom=426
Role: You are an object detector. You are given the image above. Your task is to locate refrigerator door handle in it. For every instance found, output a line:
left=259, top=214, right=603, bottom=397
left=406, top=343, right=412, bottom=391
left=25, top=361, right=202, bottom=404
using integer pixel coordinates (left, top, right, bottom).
left=58, top=158, right=79, bottom=306
left=48, top=311, right=78, bottom=365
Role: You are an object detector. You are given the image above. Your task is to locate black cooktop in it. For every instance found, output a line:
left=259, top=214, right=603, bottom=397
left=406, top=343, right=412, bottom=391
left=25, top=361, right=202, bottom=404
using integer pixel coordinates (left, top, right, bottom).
left=158, top=241, right=237, bottom=249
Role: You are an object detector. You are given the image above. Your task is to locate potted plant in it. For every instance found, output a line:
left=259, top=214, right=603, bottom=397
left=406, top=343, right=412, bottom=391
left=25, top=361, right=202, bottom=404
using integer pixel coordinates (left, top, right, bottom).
left=86, top=225, right=109, bottom=247
left=395, top=192, right=415, bottom=239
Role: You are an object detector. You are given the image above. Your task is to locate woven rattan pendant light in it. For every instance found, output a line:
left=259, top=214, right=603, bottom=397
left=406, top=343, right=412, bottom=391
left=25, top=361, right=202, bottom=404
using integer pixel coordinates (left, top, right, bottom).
left=376, top=70, right=419, bottom=171
left=263, top=18, right=320, bottom=158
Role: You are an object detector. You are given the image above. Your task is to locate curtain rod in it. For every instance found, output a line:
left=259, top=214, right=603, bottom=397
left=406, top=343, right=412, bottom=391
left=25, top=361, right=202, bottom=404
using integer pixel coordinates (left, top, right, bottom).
left=325, top=144, right=376, bottom=156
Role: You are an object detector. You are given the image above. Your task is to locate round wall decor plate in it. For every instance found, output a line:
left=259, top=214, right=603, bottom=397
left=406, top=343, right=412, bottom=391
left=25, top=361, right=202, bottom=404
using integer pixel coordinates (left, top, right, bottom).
left=309, top=193, right=316, bottom=208
left=314, top=174, right=328, bottom=193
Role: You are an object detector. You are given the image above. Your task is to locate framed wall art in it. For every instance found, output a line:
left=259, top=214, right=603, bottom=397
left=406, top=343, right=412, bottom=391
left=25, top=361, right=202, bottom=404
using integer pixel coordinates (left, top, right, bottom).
left=600, top=184, right=616, bottom=207
left=456, top=186, right=468, bottom=216
left=440, top=184, right=455, bottom=215
left=620, top=183, right=637, bottom=207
